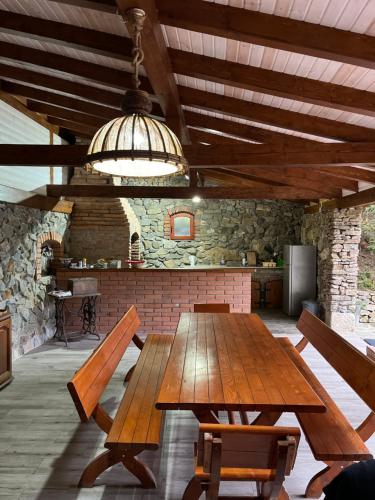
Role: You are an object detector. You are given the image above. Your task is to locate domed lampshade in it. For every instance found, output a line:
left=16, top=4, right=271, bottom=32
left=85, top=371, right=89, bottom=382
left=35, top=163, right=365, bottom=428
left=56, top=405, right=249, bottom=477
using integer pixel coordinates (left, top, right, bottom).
left=85, top=113, right=187, bottom=177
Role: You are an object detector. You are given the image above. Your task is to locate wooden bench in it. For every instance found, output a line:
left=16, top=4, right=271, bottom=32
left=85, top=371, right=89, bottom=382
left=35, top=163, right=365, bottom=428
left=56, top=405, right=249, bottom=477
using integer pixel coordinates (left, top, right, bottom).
left=277, top=310, right=375, bottom=498
left=67, top=305, right=172, bottom=488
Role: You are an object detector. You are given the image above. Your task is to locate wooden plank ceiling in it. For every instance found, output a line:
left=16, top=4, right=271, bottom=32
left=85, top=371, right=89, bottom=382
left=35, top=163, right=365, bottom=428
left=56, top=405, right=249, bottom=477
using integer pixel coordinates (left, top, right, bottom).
left=0, top=0, right=375, bottom=205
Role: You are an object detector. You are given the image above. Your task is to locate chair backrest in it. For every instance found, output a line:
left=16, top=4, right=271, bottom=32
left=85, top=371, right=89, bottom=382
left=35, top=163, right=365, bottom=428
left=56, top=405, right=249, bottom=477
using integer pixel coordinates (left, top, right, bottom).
left=194, top=303, right=230, bottom=313
left=198, top=423, right=300, bottom=474
left=297, top=309, right=375, bottom=412
left=67, top=305, right=141, bottom=422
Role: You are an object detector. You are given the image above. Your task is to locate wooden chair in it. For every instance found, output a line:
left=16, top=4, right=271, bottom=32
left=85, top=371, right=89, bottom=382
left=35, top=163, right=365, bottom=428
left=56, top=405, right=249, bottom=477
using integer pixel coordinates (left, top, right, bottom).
left=194, top=303, right=230, bottom=313
left=183, top=424, right=300, bottom=500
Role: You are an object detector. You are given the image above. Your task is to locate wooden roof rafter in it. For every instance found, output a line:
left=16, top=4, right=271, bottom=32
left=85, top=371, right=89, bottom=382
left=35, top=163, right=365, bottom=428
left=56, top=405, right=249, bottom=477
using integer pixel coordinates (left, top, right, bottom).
left=156, top=0, right=375, bottom=70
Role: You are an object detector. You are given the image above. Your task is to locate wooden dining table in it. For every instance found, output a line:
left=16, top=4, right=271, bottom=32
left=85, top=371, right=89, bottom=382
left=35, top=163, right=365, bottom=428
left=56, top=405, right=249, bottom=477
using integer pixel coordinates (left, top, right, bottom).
left=156, top=312, right=326, bottom=423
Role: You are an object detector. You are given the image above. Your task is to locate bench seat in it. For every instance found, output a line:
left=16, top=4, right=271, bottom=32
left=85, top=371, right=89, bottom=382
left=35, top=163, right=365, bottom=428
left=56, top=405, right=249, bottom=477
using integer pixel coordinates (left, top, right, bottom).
left=278, top=337, right=372, bottom=462
left=106, top=334, right=173, bottom=452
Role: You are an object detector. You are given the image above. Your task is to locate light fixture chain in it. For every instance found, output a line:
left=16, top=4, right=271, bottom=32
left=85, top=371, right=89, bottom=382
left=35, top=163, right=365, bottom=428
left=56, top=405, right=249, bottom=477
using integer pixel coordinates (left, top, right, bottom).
left=132, top=29, right=144, bottom=90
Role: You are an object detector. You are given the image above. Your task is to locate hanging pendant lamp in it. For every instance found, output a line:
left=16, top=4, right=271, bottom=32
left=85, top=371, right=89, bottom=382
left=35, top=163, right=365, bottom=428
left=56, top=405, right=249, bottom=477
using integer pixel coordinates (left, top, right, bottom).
left=85, top=8, right=188, bottom=178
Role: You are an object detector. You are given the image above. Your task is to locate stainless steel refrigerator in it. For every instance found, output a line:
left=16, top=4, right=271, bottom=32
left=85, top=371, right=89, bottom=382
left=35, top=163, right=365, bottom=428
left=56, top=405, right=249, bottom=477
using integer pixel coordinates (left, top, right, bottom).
left=283, top=245, right=317, bottom=316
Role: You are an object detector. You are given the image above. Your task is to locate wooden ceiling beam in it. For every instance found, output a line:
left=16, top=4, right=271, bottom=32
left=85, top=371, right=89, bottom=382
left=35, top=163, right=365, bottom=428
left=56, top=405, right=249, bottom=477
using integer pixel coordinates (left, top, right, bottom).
left=179, top=87, right=375, bottom=143
left=0, top=64, right=163, bottom=116
left=189, top=128, right=247, bottom=146
left=318, top=166, right=375, bottom=184
left=0, top=9, right=133, bottom=61
left=49, top=0, right=117, bottom=13
left=1, top=81, right=121, bottom=121
left=46, top=117, right=97, bottom=138
left=1, top=143, right=375, bottom=168
left=184, top=110, right=313, bottom=145
left=46, top=183, right=318, bottom=199
left=0, top=41, right=153, bottom=93
left=306, top=187, right=375, bottom=212
left=0, top=91, right=58, bottom=135
left=222, top=167, right=342, bottom=198
left=115, top=0, right=189, bottom=142
left=27, top=100, right=106, bottom=128
left=171, top=49, right=375, bottom=117
left=19, top=195, right=74, bottom=213
left=184, top=142, right=375, bottom=168
left=157, top=0, right=375, bottom=70
left=201, top=169, right=277, bottom=189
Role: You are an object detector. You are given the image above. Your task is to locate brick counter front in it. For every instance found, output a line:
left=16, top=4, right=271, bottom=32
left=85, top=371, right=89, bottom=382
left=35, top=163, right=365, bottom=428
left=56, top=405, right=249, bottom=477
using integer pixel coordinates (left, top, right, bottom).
left=56, top=268, right=252, bottom=334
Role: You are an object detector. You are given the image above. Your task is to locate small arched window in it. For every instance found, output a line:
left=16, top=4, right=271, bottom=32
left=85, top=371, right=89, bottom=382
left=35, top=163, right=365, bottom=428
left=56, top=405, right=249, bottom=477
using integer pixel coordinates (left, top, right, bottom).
left=170, top=212, right=195, bottom=240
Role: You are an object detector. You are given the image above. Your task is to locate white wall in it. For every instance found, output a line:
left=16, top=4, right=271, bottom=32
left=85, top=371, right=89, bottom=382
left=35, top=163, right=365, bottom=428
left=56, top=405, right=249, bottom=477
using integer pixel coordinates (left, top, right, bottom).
left=0, top=100, right=63, bottom=202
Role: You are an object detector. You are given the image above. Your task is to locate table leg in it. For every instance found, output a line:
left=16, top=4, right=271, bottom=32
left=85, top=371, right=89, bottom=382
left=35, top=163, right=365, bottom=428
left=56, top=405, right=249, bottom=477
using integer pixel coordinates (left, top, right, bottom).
left=193, top=409, right=220, bottom=423
left=54, top=298, right=68, bottom=348
left=80, top=296, right=100, bottom=340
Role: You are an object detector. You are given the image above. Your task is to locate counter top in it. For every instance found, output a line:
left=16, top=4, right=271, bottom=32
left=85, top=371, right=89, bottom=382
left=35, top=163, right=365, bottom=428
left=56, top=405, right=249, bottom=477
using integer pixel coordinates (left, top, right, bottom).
left=57, top=265, right=283, bottom=273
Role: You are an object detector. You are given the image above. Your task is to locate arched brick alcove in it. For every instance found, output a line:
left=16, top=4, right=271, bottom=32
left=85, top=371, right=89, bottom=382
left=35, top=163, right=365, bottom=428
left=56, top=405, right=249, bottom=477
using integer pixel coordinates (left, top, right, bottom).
left=35, top=232, right=64, bottom=280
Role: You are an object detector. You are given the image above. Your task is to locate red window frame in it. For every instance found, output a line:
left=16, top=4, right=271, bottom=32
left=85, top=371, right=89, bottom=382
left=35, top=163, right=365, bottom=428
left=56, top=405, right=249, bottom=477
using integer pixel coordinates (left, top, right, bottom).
left=170, top=212, right=195, bottom=240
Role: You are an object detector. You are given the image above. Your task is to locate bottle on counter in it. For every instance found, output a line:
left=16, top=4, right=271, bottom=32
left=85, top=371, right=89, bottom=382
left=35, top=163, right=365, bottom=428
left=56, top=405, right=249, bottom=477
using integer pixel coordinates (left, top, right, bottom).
left=82, top=257, right=87, bottom=268
left=220, top=256, right=226, bottom=266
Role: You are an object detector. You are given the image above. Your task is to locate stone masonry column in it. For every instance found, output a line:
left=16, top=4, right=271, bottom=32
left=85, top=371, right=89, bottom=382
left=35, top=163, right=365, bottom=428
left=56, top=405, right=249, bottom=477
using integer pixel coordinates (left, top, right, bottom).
left=302, top=207, right=362, bottom=334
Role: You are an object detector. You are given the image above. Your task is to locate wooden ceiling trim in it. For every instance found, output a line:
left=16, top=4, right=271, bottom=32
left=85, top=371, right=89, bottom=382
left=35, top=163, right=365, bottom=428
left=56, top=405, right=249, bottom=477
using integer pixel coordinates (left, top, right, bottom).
left=201, top=169, right=279, bottom=190
left=0, top=41, right=153, bottom=93
left=2, top=143, right=375, bottom=168
left=115, top=0, right=189, bottom=142
left=179, top=87, right=375, bottom=143
left=156, top=0, right=375, bottom=70
left=46, top=183, right=319, bottom=199
left=0, top=63, right=164, bottom=116
left=0, top=10, right=133, bottom=61
left=170, top=49, right=375, bottom=118
left=184, top=110, right=314, bottom=145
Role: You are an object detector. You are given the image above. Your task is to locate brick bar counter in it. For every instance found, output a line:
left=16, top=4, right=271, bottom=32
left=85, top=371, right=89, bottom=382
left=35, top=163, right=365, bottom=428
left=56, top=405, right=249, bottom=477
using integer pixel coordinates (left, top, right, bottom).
left=56, top=267, right=253, bottom=334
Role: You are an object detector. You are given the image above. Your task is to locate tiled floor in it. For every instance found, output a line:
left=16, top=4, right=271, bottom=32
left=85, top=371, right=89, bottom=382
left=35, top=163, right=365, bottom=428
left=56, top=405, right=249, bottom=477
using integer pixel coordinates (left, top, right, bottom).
left=0, top=311, right=374, bottom=499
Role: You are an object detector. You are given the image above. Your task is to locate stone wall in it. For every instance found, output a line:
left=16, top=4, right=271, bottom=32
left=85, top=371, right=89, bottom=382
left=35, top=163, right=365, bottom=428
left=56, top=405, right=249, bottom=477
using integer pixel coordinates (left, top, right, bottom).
left=0, top=203, right=69, bottom=360
left=128, top=198, right=303, bottom=268
left=357, top=290, right=375, bottom=323
left=302, top=207, right=362, bottom=333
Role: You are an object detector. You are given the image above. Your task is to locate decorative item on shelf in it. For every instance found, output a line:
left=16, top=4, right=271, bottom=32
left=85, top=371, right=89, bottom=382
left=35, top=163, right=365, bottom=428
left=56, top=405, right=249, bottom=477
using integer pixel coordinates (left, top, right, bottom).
left=84, top=8, right=187, bottom=178
left=96, top=259, right=108, bottom=269
left=220, top=256, right=226, bottom=266
left=124, top=259, right=145, bottom=268
left=109, top=259, right=122, bottom=269
left=59, top=257, right=73, bottom=268
left=246, top=251, right=257, bottom=267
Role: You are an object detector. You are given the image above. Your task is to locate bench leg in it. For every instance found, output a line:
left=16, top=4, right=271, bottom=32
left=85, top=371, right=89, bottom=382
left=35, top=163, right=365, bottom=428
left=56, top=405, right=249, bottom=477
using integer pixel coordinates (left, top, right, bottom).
left=182, top=476, right=203, bottom=500
left=79, top=449, right=122, bottom=487
left=193, top=409, right=220, bottom=424
left=124, top=364, right=136, bottom=383
left=305, top=461, right=352, bottom=498
left=121, top=452, right=157, bottom=489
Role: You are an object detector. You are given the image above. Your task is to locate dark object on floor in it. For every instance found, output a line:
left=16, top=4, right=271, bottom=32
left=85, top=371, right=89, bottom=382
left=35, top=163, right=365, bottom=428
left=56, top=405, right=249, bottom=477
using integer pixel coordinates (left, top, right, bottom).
left=323, top=460, right=375, bottom=500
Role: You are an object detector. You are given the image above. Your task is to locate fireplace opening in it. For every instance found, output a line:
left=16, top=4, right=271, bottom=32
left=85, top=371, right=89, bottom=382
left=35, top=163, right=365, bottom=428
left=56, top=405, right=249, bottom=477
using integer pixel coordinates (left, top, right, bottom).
left=130, top=233, right=140, bottom=261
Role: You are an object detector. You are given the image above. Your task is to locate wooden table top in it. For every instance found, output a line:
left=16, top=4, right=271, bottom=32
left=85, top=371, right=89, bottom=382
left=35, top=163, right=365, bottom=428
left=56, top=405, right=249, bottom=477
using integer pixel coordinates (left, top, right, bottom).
left=156, top=312, right=326, bottom=413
